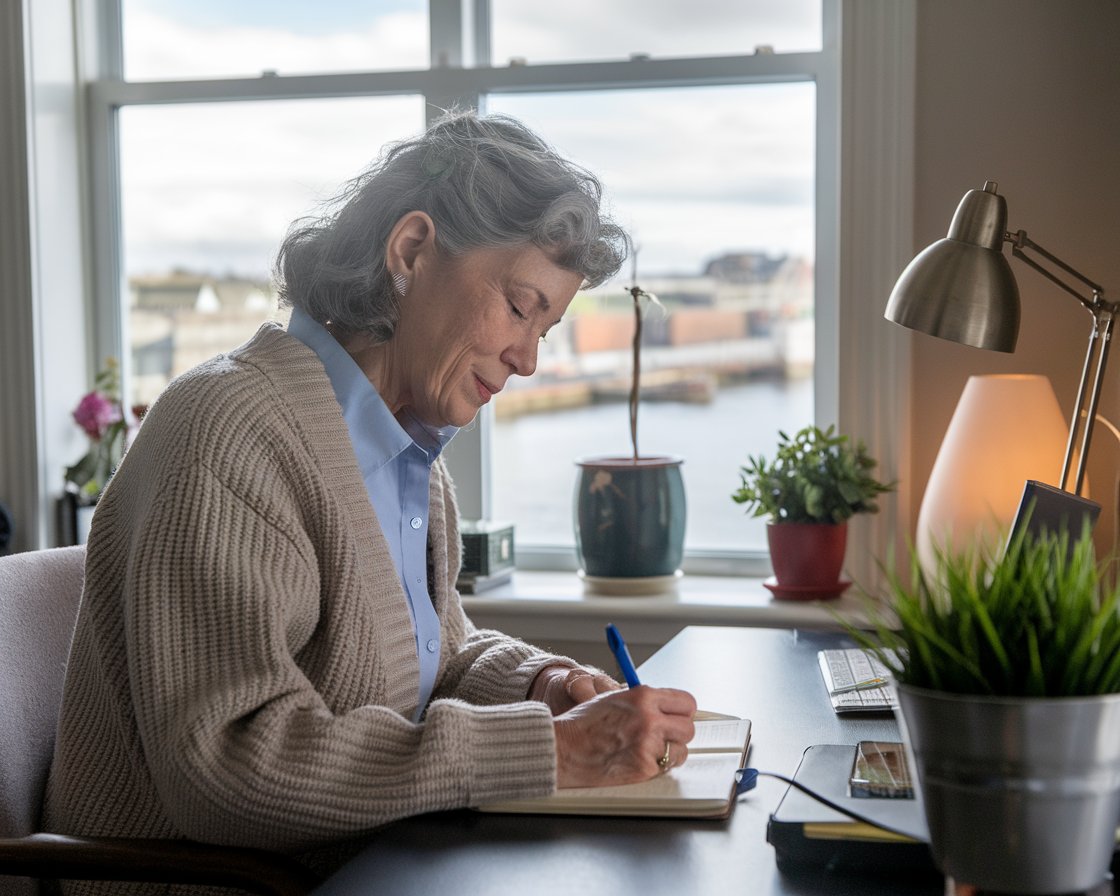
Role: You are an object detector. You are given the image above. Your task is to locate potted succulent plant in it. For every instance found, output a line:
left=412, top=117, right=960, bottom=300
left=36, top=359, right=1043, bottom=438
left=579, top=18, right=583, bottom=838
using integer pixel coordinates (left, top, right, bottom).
left=731, top=424, right=892, bottom=599
left=855, top=525, right=1120, bottom=894
left=574, top=283, right=685, bottom=590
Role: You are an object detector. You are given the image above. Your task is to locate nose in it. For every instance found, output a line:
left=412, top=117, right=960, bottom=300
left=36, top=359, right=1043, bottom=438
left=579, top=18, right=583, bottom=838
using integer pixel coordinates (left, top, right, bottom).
left=501, top=333, right=538, bottom=378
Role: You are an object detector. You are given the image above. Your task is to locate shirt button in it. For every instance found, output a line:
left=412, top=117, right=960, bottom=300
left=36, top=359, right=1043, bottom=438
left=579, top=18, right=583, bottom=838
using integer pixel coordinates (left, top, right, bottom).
left=426, top=639, right=439, bottom=653
left=410, top=516, right=423, bottom=529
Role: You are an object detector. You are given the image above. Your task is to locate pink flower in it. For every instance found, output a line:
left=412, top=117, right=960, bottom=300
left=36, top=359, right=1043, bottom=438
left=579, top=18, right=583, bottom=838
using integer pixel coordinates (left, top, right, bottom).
left=73, top=391, right=122, bottom=440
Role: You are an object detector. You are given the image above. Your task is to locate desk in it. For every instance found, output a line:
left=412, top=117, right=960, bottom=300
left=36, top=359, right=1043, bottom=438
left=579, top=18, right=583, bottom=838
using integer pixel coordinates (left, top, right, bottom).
left=312, top=626, right=947, bottom=895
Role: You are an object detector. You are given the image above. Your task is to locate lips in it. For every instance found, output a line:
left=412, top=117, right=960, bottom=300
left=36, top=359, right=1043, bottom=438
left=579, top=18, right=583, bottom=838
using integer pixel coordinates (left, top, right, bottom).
left=475, top=375, right=500, bottom=403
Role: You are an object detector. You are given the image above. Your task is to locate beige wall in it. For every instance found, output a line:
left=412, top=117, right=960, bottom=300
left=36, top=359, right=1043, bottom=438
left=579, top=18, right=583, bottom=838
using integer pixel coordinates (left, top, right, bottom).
left=907, top=0, right=1120, bottom=548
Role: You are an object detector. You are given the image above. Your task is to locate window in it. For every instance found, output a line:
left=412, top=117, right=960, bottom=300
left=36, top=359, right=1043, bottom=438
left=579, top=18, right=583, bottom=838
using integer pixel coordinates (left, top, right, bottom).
left=121, top=0, right=429, bottom=80
left=91, top=0, right=836, bottom=573
left=487, top=85, right=815, bottom=555
left=489, top=0, right=821, bottom=64
left=118, top=96, right=423, bottom=404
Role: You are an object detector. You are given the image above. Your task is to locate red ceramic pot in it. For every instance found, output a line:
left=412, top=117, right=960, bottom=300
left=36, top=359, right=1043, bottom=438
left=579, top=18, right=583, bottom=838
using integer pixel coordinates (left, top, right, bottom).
left=766, top=521, right=847, bottom=589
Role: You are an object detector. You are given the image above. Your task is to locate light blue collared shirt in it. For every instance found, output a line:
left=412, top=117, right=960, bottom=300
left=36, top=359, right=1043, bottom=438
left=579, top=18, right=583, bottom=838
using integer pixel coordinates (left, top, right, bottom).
left=288, top=308, right=456, bottom=720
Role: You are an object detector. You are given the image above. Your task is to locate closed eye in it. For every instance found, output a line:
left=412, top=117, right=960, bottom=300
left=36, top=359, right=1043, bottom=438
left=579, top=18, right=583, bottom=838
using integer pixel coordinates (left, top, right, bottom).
left=507, top=299, right=527, bottom=321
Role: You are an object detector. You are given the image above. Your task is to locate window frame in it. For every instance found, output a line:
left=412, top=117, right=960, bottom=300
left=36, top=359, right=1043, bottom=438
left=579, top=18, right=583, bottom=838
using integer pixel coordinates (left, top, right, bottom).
left=0, top=0, right=911, bottom=581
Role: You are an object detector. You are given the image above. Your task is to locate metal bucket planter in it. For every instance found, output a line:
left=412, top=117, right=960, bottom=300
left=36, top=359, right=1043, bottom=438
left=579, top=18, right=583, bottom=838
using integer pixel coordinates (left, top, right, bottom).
left=896, top=683, right=1120, bottom=894
left=574, top=456, right=685, bottom=584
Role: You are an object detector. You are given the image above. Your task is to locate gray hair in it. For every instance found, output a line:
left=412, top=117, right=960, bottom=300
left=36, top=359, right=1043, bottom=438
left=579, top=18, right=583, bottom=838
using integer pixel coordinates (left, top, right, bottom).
left=275, top=109, right=631, bottom=341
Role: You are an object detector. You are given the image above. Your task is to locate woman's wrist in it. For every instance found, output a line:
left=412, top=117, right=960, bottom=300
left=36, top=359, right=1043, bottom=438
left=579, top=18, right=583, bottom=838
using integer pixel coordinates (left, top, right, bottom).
left=527, top=663, right=576, bottom=702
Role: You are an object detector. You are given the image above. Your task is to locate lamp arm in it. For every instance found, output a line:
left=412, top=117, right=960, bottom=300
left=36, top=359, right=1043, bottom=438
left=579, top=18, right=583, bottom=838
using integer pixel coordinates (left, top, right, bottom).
left=1007, top=229, right=1108, bottom=312
left=1005, top=230, right=1116, bottom=496
left=1066, top=310, right=1115, bottom=495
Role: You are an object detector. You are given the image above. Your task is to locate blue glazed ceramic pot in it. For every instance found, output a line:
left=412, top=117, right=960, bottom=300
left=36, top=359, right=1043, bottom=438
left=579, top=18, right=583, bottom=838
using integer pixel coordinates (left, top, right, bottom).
left=574, top=456, right=686, bottom=579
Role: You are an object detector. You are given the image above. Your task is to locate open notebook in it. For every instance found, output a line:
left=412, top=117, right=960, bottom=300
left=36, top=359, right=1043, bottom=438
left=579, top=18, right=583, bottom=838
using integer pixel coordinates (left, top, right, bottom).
left=477, top=716, right=752, bottom=819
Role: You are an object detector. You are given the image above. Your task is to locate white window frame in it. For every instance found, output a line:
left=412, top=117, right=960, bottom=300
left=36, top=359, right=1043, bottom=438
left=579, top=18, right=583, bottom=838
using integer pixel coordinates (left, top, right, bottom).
left=1, top=0, right=913, bottom=588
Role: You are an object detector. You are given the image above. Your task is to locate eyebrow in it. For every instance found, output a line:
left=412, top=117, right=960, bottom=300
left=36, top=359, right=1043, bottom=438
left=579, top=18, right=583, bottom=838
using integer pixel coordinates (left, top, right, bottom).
left=514, top=281, right=559, bottom=323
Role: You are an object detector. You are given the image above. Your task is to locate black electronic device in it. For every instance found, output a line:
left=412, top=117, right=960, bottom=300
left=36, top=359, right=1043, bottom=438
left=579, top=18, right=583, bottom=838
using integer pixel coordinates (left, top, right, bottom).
left=1008, top=480, right=1100, bottom=550
left=0, top=501, right=12, bottom=554
left=457, top=519, right=515, bottom=593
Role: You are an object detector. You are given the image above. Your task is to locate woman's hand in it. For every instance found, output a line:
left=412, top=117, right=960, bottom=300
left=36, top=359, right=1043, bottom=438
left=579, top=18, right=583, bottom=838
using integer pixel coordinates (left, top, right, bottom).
left=552, top=686, right=697, bottom=788
left=528, top=664, right=621, bottom=715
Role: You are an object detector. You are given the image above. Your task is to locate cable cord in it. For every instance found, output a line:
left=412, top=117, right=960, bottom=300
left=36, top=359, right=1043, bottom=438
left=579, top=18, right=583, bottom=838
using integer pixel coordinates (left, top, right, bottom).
left=736, top=768, right=920, bottom=841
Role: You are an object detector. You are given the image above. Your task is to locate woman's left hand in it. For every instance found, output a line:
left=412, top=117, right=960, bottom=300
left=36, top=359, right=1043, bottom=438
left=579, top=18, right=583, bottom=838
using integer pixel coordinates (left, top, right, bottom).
left=529, top=664, right=621, bottom=715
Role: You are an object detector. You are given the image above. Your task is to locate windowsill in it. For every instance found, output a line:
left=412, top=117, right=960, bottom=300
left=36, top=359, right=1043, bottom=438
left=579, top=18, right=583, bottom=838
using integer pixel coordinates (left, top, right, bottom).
left=461, top=569, right=872, bottom=636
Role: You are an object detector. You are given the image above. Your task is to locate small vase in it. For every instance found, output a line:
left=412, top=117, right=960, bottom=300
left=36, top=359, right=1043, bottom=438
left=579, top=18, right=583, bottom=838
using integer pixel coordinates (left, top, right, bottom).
left=766, top=521, right=847, bottom=588
left=574, top=456, right=686, bottom=581
left=58, top=490, right=99, bottom=547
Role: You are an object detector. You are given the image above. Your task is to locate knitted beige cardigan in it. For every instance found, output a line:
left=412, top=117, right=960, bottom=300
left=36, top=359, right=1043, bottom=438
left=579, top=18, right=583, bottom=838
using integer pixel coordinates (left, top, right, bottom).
left=44, top=324, right=563, bottom=881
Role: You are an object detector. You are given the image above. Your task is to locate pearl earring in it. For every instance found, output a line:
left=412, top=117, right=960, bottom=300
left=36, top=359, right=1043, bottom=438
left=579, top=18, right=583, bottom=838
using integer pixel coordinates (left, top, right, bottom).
left=392, top=272, right=408, bottom=297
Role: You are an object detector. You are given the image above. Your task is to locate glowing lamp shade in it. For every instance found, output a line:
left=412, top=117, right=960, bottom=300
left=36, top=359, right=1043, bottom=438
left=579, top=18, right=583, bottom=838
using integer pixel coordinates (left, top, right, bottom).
left=917, top=374, right=1081, bottom=568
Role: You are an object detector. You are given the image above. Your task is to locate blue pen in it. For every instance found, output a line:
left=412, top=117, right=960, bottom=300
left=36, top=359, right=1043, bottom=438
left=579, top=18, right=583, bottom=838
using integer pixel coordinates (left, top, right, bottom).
left=606, top=623, right=642, bottom=688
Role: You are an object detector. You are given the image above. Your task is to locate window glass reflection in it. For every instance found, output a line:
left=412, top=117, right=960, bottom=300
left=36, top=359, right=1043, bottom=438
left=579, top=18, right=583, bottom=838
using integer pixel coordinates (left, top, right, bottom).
left=119, top=96, right=423, bottom=404
left=490, top=0, right=821, bottom=66
left=487, top=85, right=815, bottom=552
left=122, top=0, right=428, bottom=81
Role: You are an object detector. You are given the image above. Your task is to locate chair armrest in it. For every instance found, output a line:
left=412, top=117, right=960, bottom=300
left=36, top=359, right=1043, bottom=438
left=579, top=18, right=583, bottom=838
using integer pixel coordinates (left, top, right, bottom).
left=0, top=833, right=322, bottom=896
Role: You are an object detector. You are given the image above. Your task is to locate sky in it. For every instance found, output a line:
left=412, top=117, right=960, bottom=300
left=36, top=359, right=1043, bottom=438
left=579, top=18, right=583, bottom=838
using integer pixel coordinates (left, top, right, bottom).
left=118, top=0, right=820, bottom=282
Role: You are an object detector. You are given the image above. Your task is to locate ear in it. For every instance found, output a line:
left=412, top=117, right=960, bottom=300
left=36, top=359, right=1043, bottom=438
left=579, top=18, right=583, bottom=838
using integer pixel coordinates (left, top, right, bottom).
left=386, top=211, right=436, bottom=281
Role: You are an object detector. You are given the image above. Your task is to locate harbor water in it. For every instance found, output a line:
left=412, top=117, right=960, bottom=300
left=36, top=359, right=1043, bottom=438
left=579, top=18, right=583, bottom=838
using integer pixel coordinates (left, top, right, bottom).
left=492, top=377, right=814, bottom=554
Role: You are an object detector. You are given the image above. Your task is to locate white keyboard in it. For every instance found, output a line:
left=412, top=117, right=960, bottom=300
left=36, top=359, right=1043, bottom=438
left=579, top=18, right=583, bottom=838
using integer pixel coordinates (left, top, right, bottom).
left=817, top=648, right=897, bottom=713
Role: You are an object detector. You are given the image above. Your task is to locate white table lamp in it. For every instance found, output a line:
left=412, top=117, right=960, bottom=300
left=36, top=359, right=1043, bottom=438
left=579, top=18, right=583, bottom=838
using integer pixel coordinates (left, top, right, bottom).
left=918, top=374, right=1079, bottom=568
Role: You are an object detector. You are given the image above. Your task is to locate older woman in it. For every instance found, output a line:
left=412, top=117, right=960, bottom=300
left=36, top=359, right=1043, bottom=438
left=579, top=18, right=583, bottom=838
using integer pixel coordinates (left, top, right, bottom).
left=44, top=110, right=696, bottom=889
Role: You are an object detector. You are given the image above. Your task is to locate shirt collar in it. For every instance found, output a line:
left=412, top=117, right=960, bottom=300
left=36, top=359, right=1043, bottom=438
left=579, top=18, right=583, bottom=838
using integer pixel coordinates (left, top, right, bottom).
left=287, top=307, right=456, bottom=473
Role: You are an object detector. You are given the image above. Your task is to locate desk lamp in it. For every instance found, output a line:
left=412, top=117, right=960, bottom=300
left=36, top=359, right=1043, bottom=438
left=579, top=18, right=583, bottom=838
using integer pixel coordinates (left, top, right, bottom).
left=885, top=181, right=1114, bottom=528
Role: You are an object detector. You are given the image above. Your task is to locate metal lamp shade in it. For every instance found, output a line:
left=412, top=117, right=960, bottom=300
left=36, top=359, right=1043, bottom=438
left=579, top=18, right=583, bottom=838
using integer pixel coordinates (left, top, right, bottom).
left=885, top=183, right=1021, bottom=352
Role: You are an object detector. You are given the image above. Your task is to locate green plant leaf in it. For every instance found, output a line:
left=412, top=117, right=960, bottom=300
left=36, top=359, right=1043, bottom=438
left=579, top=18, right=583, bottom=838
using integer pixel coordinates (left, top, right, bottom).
left=848, top=516, right=1119, bottom=697
left=731, top=424, right=894, bottom=524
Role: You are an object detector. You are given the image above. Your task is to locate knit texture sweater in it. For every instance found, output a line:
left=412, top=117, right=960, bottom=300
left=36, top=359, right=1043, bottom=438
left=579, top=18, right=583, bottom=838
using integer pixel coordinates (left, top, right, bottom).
left=43, top=324, right=564, bottom=893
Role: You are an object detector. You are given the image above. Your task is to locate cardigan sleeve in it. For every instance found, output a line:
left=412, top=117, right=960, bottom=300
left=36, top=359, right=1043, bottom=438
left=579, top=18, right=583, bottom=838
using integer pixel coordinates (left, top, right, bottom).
left=120, top=459, right=559, bottom=852
left=422, top=458, right=583, bottom=709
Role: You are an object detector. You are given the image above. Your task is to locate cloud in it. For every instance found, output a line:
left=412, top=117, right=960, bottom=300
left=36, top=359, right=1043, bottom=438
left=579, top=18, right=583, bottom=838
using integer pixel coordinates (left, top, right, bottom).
left=125, top=9, right=427, bottom=79
left=119, top=5, right=817, bottom=278
left=490, top=0, right=821, bottom=63
left=490, top=83, right=815, bottom=267
left=120, top=96, right=424, bottom=276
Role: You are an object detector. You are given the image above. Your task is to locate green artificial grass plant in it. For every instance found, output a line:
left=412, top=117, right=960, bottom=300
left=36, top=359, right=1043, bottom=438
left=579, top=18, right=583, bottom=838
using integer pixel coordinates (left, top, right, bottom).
left=857, top=522, right=1120, bottom=697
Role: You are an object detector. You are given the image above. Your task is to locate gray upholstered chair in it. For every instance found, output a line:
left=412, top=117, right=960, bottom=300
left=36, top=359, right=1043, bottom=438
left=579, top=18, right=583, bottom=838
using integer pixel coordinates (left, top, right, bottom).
left=0, top=546, right=320, bottom=895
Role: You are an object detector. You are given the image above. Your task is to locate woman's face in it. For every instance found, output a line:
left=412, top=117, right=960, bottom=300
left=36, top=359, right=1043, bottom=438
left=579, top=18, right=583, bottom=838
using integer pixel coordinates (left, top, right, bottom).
left=391, top=243, right=583, bottom=428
